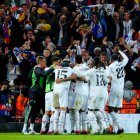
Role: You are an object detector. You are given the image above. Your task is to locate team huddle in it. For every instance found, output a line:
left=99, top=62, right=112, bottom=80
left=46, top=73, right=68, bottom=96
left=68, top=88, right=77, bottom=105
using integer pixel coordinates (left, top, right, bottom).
left=22, top=48, right=128, bottom=135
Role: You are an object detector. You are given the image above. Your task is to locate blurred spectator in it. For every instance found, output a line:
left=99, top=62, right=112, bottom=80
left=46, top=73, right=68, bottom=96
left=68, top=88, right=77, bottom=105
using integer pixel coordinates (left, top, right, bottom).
left=105, top=12, right=123, bottom=43
left=0, top=81, right=14, bottom=122
left=0, top=46, right=8, bottom=81
left=55, top=14, right=71, bottom=49
left=123, top=12, right=132, bottom=38
left=15, top=86, right=29, bottom=117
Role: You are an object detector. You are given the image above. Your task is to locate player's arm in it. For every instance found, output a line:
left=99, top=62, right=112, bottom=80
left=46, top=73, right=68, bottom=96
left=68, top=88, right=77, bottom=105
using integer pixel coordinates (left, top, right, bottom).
left=76, top=77, right=86, bottom=81
left=56, top=74, right=77, bottom=83
left=35, top=67, right=54, bottom=76
left=118, top=50, right=129, bottom=66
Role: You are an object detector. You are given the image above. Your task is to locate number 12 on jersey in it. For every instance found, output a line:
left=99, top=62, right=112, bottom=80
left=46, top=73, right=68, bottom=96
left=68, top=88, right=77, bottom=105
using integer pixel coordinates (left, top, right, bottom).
left=96, top=74, right=105, bottom=86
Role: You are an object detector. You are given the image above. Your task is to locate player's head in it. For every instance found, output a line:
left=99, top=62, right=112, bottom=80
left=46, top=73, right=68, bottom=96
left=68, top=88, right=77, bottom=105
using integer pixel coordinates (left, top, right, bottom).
left=111, top=54, right=119, bottom=62
left=51, top=56, right=60, bottom=66
left=61, top=59, right=70, bottom=67
left=92, top=56, right=105, bottom=69
left=76, top=55, right=82, bottom=64
left=36, top=56, right=46, bottom=68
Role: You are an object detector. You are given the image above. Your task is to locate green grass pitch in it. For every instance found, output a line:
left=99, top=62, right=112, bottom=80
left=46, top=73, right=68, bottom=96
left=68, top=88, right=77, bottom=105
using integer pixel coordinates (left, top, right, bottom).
left=0, top=133, right=140, bottom=140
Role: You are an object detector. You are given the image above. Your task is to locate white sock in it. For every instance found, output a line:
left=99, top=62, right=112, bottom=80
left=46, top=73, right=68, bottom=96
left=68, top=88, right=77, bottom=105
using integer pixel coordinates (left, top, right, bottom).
left=29, top=123, right=34, bottom=131
left=58, top=111, right=66, bottom=133
left=110, top=112, right=122, bottom=130
left=101, top=111, right=110, bottom=128
left=107, top=113, right=113, bottom=126
left=69, top=110, right=74, bottom=132
left=81, top=112, right=87, bottom=131
left=49, top=115, right=54, bottom=132
left=98, top=122, right=103, bottom=134
left=87, top=111, right=98, bottom=132
left=79, top=112, right=82, bottom=131
left=22, top=124, right=27, bottom=131
left=73, top=110, right=80, bottom=131
left=53, top=109, right=60, bottom=132
left=41, top=114, right=49, bottom=131
left=95, top=111, right=107, bottom=130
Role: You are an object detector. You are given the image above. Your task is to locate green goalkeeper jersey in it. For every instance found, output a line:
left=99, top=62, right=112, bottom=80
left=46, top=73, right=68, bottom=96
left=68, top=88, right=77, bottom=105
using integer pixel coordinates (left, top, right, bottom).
left=45, top=67, right=55, bottom=93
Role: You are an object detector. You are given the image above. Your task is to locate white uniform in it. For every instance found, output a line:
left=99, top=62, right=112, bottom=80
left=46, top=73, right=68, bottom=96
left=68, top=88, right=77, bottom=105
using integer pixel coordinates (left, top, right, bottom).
left=108, top=51, right=129, bottom=108
left=53, top=67, right=73, bottom=108
left=75, top=66, right=109, bottom=110
left=72, top=64, right=89, bottom=110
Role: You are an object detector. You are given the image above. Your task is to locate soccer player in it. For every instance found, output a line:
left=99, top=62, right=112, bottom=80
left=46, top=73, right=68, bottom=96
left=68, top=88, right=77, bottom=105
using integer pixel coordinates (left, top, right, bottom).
left=74, top=57, right=110, bottom=134
left=40, top=57, right=60, bottom=134
left=71, top=55, right=89, bottom=134
left=22, top=56, right=55, bottom=134
left=53, top=60, right=75, bottom=134
left=108, top=48, right=129, bottom=134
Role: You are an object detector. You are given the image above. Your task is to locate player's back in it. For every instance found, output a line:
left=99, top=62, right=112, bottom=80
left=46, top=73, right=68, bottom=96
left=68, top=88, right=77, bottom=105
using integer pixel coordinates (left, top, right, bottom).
left=54, top=67, right=73, bottom=89
left=73, top=64, right=89, bottom=96
left=109, top=61, right=126, bottom=89
left=89, top=67, right=107, bottom=90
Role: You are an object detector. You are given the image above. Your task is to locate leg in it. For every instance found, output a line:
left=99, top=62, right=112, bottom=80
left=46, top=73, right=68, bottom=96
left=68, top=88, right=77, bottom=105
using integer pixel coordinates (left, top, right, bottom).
left=58, top=107, right=67, bottom=134
left=69, top=109, right=75, bottom=133
left=40, top=111, right=50, bottom=132
left=87, top=110, right=99, bottom=134
left=48, top=112, right=54, bottom=133
left=22, top=102, right=32, bottom=133
left=53, top=108, right=60, bottom=133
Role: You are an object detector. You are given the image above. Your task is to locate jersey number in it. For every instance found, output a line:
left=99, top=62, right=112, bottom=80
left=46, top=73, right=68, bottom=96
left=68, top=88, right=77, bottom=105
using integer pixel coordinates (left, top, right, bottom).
left=96, top=74, right=105, bottom=86
left=57, top=70, right=67, bottom=79
left=116, top=66, right=124, bottom=79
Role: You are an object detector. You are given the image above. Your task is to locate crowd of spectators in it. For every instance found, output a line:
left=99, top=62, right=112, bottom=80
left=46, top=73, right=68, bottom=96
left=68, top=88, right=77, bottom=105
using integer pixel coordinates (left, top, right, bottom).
left=0, top=0, right=140, bottom=121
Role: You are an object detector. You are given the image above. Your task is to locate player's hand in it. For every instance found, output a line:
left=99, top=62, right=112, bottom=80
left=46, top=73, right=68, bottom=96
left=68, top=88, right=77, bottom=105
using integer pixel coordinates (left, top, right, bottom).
left=108, top=76, right=112, bottom=81
left=56, top=78, right=62, bottom=83
left=71, top=74, right=77, bottom=80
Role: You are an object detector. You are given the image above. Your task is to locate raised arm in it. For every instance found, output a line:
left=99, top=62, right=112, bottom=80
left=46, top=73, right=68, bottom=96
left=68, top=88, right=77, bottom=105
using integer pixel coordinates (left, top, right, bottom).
left=118, top=50, right=129, bottom=66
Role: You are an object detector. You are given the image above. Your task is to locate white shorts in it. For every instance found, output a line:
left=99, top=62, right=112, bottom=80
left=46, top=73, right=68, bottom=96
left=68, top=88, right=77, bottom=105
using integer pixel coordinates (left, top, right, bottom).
left=88, top=89, right=108, bottom=110
left=45, top=91, right=55, bottom=111
left=108, top=89, right=123, bottom=108
left=53, top=88, right=69, bottom=108
left=71, top=93, right=88, bottom=110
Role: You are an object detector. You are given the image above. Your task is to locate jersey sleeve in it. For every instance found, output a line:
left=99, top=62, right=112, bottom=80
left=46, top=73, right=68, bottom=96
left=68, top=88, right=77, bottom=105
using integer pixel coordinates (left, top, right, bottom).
left=118, top=50, right=129, bottom=66
left=74, top=67, right=92, bottom=78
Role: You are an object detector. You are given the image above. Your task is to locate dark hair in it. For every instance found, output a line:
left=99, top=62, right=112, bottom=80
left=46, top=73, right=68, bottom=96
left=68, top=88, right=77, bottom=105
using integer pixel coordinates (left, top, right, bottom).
left=91, top=12, right=99, bottom=19
left=93, top=56, right=105, bottom=69
left=51, top=57, right=59, bottom=63
left=21, top=3, right=28, bottom=7
left=25, top=29, right=34, bottom=35
left=111, top=54, right=119, bottom=62
left=100, top=52, right=107, bottom=57
left=76, top=55, right=82, bottom=64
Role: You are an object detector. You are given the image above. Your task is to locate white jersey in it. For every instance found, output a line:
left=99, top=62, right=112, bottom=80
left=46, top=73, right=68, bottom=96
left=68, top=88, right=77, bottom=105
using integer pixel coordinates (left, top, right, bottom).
left=73, top=64, right=89, bottom=96
left=54, top=67, right=73, bottom=90
left=109, top=51, right=129, bottom=89
left=75, top=66, right=109, bottom=93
